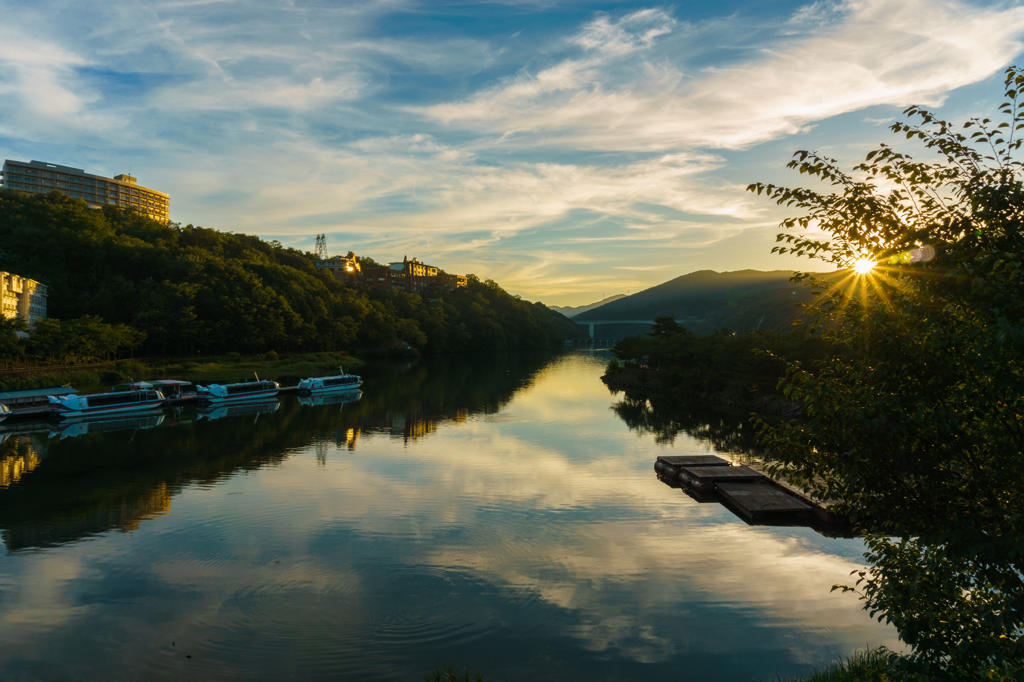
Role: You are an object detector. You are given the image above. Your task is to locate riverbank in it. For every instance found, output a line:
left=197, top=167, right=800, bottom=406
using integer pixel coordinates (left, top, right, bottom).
left=0, top=351, right=364, bottom=393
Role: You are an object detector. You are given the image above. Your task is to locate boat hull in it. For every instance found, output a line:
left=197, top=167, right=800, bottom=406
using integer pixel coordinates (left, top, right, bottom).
left=54, top=399, right=168, bottom=420
left=196, top=389, right=280, bottom=403
left=304, top=381, right=362, bottom=393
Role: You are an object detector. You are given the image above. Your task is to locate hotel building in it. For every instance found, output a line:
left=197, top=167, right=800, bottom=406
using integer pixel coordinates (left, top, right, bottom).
left=0, top=272, right=47, bottom=326
left=1, top=159, right=169, bottom=222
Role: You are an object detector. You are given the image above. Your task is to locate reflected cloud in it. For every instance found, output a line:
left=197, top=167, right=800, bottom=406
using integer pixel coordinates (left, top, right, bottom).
left=0, top=353, right=898, bottom=679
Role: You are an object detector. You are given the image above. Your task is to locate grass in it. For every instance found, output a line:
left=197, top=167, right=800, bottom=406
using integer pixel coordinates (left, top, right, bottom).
left=156, top=352, right=364, bottom=384
left=0, top=352, right=365, bottom=392
left=768, top=649, right=899, bottom=682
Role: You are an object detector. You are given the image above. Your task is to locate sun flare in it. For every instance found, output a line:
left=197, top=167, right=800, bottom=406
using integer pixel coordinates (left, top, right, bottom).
left=853, top=258, right=876, bottom=275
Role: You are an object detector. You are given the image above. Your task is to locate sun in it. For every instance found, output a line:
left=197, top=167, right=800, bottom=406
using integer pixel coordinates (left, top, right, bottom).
left=853, top=258, right=876, bottom=275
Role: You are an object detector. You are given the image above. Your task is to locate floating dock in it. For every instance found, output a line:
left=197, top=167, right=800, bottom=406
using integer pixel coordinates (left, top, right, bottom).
left=677, top=464, right=765, bottom=492
left=715, top=482, right=811, bottom=522
left=655, top=455, right=848, bottom=530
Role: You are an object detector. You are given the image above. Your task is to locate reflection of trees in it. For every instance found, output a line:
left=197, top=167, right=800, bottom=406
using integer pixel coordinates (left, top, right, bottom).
left=340, top=352, right=553, bottom=445
left=0, top=351, right=557, bottom=550
left=611, top=393, right=763, bottom=459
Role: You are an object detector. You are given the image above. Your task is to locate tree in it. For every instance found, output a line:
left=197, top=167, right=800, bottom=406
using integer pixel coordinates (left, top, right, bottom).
left=748, top=67, right=1024, bottom=678
left=0, top=317, right=26, bottom=366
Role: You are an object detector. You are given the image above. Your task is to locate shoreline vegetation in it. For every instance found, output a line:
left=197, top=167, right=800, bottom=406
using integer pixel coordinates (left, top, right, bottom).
left=0, top=351, right=366, bottom=393
left=0, top=190, right=587, bottom=370
left=600, top=314, right=824, bottom=418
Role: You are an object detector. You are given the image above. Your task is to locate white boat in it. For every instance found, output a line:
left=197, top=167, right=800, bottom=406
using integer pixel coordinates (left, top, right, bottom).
left=0, top=404, right=10, bottom=424
left=196, top=379, right=280, bottom=403
left=297, top=369, right=362, bottom=393
left=48, top=388, right=167, bottom=419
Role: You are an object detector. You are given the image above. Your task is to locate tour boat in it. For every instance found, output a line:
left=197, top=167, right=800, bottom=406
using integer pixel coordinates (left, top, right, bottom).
left=297, top=369, right=362, bottom=394
left=195, top=379, right=280, bottom=403
left=48, top=388, right=167, bottom=419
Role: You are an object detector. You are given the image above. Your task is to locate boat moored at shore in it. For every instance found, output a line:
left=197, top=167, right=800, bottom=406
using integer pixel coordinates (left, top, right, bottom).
left=196, top=379, right=280, bottom=403
left=48, top=388, right=167, bottom=419
left=298, top=371, right=362, bottom=394
left=0, top=387, right=78, bottom=419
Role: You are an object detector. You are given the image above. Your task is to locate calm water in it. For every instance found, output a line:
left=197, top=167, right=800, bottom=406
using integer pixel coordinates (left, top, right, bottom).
left=0, top=351, right=898, bottom=681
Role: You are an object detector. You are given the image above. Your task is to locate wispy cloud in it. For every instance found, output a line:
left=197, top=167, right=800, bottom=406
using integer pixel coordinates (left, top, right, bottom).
left=420, top=0, right=1024, bottom=151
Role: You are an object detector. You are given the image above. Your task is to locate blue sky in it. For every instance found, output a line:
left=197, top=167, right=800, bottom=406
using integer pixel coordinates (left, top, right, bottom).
left=2, top=0, right=1024, bottom=305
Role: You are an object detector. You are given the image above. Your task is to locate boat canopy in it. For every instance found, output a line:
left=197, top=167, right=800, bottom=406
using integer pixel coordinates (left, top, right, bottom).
left=116, top=382, right=154, bottom=391
left=152, top=380, right=192, bottom=387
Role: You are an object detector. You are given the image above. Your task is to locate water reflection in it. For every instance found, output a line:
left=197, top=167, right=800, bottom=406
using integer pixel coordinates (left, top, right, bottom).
left=197, top=400, right=280, bottom=421
left=0, top=351, right=897, bottom=681
left=611, top=393, right=763, bottom=458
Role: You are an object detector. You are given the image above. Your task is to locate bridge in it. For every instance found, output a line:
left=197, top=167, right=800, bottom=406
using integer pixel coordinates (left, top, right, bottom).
left=574, top=320, right=657, bottom=338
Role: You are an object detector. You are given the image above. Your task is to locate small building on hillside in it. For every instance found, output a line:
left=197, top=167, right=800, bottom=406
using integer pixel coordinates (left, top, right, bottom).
left=440, top=274, right=468, bottom=290
left=388, top=257, right=438, bottom=294
left=315, top=251, right=362, bottom=285
left=1, top=272, right=47, bottom=326
left=362, top=267, right=405, bottom=291
left=316, top=249, right=468, bottom=294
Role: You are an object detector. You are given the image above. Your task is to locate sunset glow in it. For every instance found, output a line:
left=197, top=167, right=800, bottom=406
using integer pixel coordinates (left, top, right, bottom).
left=854, top=258, right=877, bottom=275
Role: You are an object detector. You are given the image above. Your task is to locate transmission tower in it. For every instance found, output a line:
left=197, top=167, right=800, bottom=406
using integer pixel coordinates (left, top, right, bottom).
left=314, top=233, right=328, bottom=260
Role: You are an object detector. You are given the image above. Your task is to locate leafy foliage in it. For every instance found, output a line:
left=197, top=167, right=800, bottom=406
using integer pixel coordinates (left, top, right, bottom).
left=749, top=67, right=1024, bottom=678
left=610, top=314, right=826, bottom=394
left=0, top=192, right=583, bottom=357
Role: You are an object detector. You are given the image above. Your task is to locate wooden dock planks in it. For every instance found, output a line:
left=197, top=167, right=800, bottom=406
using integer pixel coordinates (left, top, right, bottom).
left=715, top=482, right=811, bottom=522
left=677, top=465, right=765, bottom=492
left=657, top=455, right=731, bottom=467
left=654, top=455, right=731, bottom=479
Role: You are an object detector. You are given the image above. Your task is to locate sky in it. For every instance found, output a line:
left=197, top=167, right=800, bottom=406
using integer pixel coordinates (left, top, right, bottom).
left=2, top=0, right=1024, bottom=305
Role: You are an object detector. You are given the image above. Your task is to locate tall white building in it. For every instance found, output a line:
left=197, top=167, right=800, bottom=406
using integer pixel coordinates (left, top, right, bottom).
left=1, top=273, right=47, bottom=326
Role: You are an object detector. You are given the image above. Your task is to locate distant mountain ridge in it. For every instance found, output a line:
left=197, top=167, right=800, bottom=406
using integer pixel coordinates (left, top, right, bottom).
left=548, top=294, right=626, bottom=318
left=575, top=269, right=823, bottom=334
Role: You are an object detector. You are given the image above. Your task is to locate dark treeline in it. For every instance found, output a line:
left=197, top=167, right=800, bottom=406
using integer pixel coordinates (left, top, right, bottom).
left=606, top=314, right=827, bottom=399
left=0, top=191, right=585, bottom=359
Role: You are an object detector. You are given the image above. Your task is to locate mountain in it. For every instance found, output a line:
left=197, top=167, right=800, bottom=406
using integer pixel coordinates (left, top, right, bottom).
left=548, top=294, right=626, bottom=318
left=574, top=269, right=824, bottom=334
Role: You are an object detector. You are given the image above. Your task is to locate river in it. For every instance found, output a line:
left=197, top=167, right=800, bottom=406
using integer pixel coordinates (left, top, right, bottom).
left=0, top=350, right=898, bottom=681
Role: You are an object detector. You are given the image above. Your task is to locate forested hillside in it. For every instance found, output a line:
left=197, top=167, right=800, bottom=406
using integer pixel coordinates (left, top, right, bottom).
left=0, top=190, right=585, bottom=357
left=574, top=269, right=824, bottom=333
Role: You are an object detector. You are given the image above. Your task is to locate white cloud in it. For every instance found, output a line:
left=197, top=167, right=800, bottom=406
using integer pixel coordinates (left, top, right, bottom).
left=419, top=0, right=1024, bottom=151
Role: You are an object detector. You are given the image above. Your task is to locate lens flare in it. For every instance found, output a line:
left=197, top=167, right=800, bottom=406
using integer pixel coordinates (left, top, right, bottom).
left=853, top=258, right=876, bottom=275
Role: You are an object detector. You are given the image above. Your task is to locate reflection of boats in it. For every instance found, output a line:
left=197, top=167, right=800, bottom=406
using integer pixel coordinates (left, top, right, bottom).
left=196, top=379, right=279, bottom=403
left=297, top=390, right=362, bottom=408
left=49, top=388, right=167, bottom=419
left=48, top=412, right=167, bottom=440
left=197, top=400, right=280, bottom=421
left=298, top=369, right=362, bottom=394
